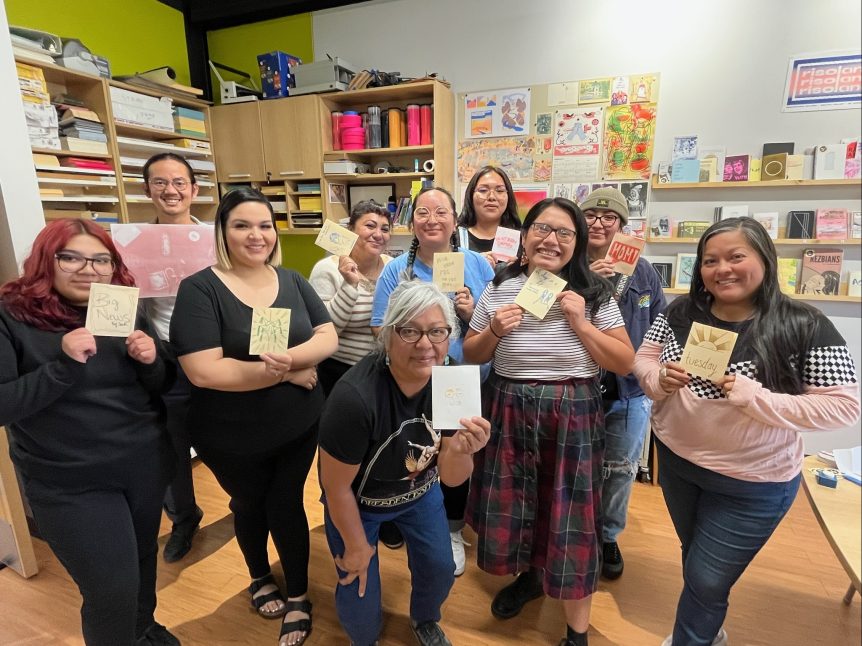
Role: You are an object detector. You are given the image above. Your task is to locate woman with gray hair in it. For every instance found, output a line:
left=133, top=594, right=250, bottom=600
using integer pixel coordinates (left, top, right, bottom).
left=318, top=281, right=491, bottom=646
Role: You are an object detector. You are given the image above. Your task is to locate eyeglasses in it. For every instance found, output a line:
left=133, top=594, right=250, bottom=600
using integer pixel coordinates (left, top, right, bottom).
left=413, top=207, right=453, bottom=222
left=584, top=213, right=619, bottom=227
left=55, top=252, right=115, bottom=276
left=148, top=177, right=191, bottom=191
left=395, top=326, right=452, bottom=344
left=474, top=186, right=508, bottom=199
left=530, top=222, right=576, bottom=243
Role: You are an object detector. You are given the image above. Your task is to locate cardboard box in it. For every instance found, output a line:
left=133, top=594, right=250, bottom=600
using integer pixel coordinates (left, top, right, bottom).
left=258, top=51, right=302, bottom=99
left=110, top=86, right=174, bottom=131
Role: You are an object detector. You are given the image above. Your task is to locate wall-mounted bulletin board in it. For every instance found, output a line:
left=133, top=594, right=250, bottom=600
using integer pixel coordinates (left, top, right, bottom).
left=457, top=73, right=660, bottom=233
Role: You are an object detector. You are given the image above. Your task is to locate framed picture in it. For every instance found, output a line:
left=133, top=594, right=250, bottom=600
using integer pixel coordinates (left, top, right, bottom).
left=348, top=183, right=396, bottom=211
left=328, top=183, right=346, bottom=204
left=675, top=253, right=698, bottom=289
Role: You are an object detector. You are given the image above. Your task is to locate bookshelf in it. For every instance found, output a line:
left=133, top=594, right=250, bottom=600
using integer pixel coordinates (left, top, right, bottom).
left=651, top=176, right=861, bottom=190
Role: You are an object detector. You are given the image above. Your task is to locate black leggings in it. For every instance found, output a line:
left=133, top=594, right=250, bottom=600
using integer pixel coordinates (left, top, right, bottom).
left=197, top=427, right=318, bottom=597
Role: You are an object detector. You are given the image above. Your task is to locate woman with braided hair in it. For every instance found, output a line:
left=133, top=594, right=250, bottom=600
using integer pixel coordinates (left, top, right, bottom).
left=371, top=186, right=494, bottom=574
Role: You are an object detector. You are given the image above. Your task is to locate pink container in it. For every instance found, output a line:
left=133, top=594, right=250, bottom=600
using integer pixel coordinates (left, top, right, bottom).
left=406, top=104, right=420, bottom=146
left=420, top=105, right=432, bottom=145
left=341, top=114, right=362, bottom=128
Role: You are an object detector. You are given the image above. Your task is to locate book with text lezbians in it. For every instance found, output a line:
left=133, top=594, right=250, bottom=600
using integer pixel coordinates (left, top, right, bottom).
left=800, top=248, right=843, bottom=295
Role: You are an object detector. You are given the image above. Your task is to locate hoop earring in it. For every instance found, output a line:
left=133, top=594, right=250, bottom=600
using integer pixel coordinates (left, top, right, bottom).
left=385, top=353, right=391, bottom=367
left=520, top=250, right=529, bottom=266
left=444, top=355, right=450, bottom=366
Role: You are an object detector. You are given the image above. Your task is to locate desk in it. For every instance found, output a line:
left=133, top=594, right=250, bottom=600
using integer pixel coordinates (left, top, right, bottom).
left=801, top=455, right=861, bottom=604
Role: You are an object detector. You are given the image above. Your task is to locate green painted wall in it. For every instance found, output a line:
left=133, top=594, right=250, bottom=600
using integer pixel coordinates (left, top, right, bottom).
left=280, top=236, right=326, bottom=278
left=206, top=13, right=313, bottom=105
left=6, top=0, right=191, bottom=84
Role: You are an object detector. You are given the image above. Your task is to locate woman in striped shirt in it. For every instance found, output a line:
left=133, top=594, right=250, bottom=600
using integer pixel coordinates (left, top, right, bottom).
left=310, top=200, right=393, bottom=395
left=463, top=197, right=634, bottom=646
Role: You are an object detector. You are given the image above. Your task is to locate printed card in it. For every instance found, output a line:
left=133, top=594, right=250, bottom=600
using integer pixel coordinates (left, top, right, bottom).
left=433, top=252, right=465, bottom=292
left=85, top=284, right=139, bottom=337
left=491, top=226, right=521, bottom=260
left=514, top=268, right=567, bottom=320
left=314, top=219, right=358, bottom=257
left=679, top=322, right=738, bottom=383
left=249, top=308, right=291, bottom=355
left=605, top=232, right=645, bottom=275
left=432, top=365, right=482, bottom=430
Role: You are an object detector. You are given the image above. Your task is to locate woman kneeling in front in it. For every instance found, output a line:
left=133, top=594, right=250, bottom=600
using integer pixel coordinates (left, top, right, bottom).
left=318, top=281, right=491, bottom=646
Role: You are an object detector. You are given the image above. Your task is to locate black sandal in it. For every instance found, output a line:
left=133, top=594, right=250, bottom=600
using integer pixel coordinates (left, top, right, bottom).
left=248, top=573, right=286, bottom=619
left=279, top=598, right=312, bottom=646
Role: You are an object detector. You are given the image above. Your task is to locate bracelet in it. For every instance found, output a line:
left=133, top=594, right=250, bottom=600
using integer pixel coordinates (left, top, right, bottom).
left=488, top=324, right=504, bottom=339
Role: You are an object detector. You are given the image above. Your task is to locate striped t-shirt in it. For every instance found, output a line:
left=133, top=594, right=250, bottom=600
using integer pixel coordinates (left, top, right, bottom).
left=469, top=273, right=624, bottom=380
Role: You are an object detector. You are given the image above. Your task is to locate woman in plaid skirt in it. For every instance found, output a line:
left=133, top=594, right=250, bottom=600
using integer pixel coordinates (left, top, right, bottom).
left=463, top=197, right=634, bottom=646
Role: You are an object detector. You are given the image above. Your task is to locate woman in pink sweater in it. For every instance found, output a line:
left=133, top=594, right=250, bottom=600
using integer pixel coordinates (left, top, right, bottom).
left=633, top=217, right=859, bottom=646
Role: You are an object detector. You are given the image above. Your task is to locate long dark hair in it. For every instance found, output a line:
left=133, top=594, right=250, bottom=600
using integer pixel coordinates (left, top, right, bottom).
left=458, top=166, right=521, bottom=230
left=666, top=217, right=818, bottom=394
left=403, top=186, right=460, bottom=280
left=495, top=197, right=612, bottom=314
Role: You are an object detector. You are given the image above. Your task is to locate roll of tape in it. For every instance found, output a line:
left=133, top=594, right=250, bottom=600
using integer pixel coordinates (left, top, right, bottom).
left=372, top=161, right=391, bottom=174
left=423, top=159, right=435, bottom=173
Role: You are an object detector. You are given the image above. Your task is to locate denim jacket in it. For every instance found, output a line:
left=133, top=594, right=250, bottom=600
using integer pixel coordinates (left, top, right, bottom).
left=608, top=257, right=667, bottom=400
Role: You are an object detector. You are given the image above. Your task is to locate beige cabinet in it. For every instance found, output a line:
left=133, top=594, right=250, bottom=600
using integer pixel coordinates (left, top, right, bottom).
left=260, top=95, right=323, bottom=179
left=211, top=102, right=267, bottom=183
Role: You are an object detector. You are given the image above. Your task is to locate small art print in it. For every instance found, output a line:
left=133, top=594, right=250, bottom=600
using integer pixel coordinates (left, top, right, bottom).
left=723, top=155, right=749, bottom=182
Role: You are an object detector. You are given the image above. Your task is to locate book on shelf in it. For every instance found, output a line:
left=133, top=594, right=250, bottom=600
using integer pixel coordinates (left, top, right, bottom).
left=164, top=138, right=211, bottom=151
left=671, top=159, right=700, bottom=183
left=851, top=211, right=861, bottom=239
left=187, top=159, right=215, bottom=172
left=761, top=153, right=788, bottom=181
left=748, top=158, right=762, bottom=181
left=719, top=204, right=749, bottom=220
left=723, top=155, right=749, bottom=181
left=776, top=258, right=800, bottom=294
left=625, top=218, right=647, bottom=239
left=61, top=157, right=112, bottom=171
left=298, top=196, right=323, bottom=211
left=785, top=154, right=805, bottom=180
left=815, top=208, right=849, bottom=239
left=61, top=128, right=107, bottom=143
left=698, top=145, right=725, bottom=182
left=813, top=143, right=846, bottom=180
left=33, top=152, right=61, bottom=167
left=844, top=137, right=861, bottom=179
left=762, top=142, right=794, bottom=157
left=849, top=271, right=862, bottom=297
left=60, top=137, right=108, bottom=155
left=58, top=107, right=102, bottom=125
left=699, top=158, right=717, bottom=182
left=752, top=212, right=779, bottom=239
left=799, top=248, right=843, bottom=296
left=43, top=208, right=119, bottom=223
left=650, top=216, right=672, bottom=239
left=786, top=210, right=815, bottom=239
left=656, top=162, right=671, bottom=184
left=296, top=182, right=321, bottom=193
left=677, top=221, right=711, bottom=238
left=672, top=135, right=698, bottom=162
left=674, top=253, right=697, bottom=289
left=650, top=262, right=672, bottom=288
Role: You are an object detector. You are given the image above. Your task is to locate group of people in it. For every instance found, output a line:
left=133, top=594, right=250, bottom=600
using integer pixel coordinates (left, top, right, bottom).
left=0, top=155, right=858, bottom=646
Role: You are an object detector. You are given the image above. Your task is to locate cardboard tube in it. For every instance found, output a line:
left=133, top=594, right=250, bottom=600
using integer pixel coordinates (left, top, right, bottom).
left=422, top=159, right=435, bottom=173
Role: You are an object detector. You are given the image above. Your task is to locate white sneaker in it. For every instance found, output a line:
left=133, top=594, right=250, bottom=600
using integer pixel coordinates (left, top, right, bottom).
left=660, top=627, right=727, bottom=646
left=450, top=529, right=469, bottom=577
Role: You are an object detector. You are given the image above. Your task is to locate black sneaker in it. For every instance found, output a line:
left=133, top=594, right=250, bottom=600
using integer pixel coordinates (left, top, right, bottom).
left=163, top=506, right=203, bottom=563
left=411, top=620, right=452, bottom=646
left=135, top=622, right=181, bottom=645
left=378, top=520, right=404, bottom=549
left=490, top=570, right=544, bottom=619
left=601, top=541, right=624, bottom=580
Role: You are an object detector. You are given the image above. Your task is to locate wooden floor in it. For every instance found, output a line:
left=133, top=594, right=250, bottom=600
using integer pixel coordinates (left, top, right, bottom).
left=1, top=458, right=859, bottom=646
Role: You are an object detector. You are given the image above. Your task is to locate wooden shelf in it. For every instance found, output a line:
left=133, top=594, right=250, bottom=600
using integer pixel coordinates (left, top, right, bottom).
left=324, top=172, right=433, bottom=182
left=38, top=177, right=117, bottom=187
left=32, top=147, right=111, bottom=160
left=113, top=121, right=209, bottom=142
left=36, top=164, right=115, bottom=176
left=651, top=175, right=861, bottom=190
left=109, top=79, right=211, bottom=109
left=662, top=287, right=860, bottom=302
left=324, top=145, right=434, bottom=158
left=320, top=80, right=439, bottom=106
left=287, top=191, right=321, bottom=196
left=40, top=196, right=119, bottom=203
left=116, top=136, right=211, bottom=156
left=648, top=236, right=862, bottom=246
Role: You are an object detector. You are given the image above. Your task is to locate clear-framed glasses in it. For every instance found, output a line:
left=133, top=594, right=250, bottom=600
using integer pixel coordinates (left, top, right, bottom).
left=413, top=207, right=452, bottom=222
left=148, top=177, right=191, bottom=191
left=55, top=252, right=115, bottom=276
left=395, top=326, right=452, bottom=344
left=530, top=222, right=576, bottom=243
left=474, top=186, right=508, bottom=199
left=584, top=213, right=619, bottom=227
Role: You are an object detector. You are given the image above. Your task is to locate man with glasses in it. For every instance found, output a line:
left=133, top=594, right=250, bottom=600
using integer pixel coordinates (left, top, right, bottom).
left=581, top=187, right=666, bottom=580
left=141, top=153, right=205, bottom=563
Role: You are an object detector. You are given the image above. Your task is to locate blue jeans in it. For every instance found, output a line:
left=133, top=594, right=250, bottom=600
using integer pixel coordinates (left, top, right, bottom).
left=657, top=441, right=800, bottom=646
left=323, top=483, right=455, bottom=646
left=601, top=395, right=651, bottom=543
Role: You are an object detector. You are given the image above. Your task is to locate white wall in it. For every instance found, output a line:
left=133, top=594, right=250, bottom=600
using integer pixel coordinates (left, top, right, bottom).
left=315, top=0, right=862, bottom=452
left=0, top=1, right=45, bottom=282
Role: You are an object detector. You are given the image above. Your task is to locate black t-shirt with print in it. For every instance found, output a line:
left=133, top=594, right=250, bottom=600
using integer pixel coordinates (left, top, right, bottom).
left=318, top=352, right=441, bottom=510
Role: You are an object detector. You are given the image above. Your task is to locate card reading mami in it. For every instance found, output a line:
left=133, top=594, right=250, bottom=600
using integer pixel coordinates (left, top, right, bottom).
left=679, top=322, right=738, bottom=383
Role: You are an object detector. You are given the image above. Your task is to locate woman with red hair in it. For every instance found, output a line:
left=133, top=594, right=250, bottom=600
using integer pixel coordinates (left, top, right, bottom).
left=0, top=219, right=180, bottom=646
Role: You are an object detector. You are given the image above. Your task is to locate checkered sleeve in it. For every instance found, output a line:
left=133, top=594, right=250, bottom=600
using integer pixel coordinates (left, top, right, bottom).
left=643, top=312, right=672, bottom=344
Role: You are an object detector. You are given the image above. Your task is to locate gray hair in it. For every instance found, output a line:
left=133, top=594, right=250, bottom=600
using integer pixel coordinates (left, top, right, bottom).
left=376, top=281, right=459, bottom=351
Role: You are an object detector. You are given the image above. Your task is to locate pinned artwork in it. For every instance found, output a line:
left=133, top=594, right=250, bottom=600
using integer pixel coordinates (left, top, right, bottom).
left=514, top=268, right=567, bottom=320
left=314, top=219, right=358, bottom=256
left=619, top=181, right=649, bottom=219
left=536, top=112, right=553, bottom=135
left=602, top=103, right=657, bottom=180
left=611, top=76, right=629, bottom=105
left=629, top=74, right=659, bottom=103
left=578, top=78, right=612, bottom=104
left=464, top=87, right=531, bottom=138
left=249, top=308, right=291, bottom=355
left=85, top=284, right=139, bottom=337
left=680, top=322, right=739, bottom=383
left=457, top=136, right=545, bottom=183
left=433, top=252, right=465, bottom=292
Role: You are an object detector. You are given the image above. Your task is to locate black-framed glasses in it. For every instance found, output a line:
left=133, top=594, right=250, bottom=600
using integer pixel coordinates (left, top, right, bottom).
left=584, top=213, right=619, bottom=227
left=530, top=222, right=576, bottom=243
left=395, top=326, right=452, bottom=344
left=148, top=177, right=191, bottom=191
left=413, top=207, right=452, bottom=222
left=474, top=186, right=508, bottom=199
left=55, top=252, right=115, bottom=276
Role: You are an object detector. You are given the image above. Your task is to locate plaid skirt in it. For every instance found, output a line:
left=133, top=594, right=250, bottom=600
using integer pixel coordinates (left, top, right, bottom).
left=466, top=372, right=605, bottom=600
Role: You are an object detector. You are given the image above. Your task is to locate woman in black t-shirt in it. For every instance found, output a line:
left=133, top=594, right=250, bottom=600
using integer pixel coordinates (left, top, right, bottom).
left=318, top=281, right=490, bottom=646
left=171, top=188, right=337, bottom=646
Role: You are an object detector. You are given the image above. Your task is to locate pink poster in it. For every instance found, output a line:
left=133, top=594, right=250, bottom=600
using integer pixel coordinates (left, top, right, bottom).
left=110, top=224, right=215, bottom=297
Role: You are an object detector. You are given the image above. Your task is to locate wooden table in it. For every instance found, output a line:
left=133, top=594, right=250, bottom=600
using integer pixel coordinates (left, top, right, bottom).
left=801, top=454, right=861, bottom=604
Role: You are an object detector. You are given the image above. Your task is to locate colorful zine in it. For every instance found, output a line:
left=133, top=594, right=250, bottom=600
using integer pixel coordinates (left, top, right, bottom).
left=514, top=268, right=567, bottom=319
left=672, top=135, right=698, bottom=162
left=815, top=208, right=849, bottom=240
left=491, top=226, right=521, bottom=260
left=723, top=155, right=749, bottom=181
left=777, top=258, right=800, bottom=294
left=605, top=232, right=645, bottom=275
left=431, top=365, right=482, bottom=430
left=249, top=308, right=291, bottom=355
left=680, top=322, right=739, bottom=383
left=800, top=248, right=843, bottom=295
left=761, top=153, right=788, bottom=181
left=671, top=159, right=700, bottom=183
left=85, top=284, right=139, bottom=337
left=433, top=252, right=465, bottom=293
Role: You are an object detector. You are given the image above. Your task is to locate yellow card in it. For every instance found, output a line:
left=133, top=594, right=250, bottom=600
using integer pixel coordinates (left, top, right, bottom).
left=249, top=308, right=291, bottom=355
left=514, top=269, right=567, bottom=319
left=605, top=232, right=645, bottom=276
left=85, top=284, right=139, bottom=337
left=679, top=322, right=738, bottom=383
left=433, top=252, right=465, bottom=293
left=314, top=219, right=358, bottom=257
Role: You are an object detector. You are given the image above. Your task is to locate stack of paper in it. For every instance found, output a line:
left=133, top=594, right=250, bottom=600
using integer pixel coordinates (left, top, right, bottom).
left=17, top=62, right=59, bottom=149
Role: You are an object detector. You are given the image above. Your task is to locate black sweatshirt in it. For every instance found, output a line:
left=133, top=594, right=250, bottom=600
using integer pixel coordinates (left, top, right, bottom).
left=0, top=303, right=172, bottom=486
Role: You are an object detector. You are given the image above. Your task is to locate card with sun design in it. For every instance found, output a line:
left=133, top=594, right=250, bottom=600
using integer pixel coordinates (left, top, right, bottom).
left=680, top=322, right=738, bottom=383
